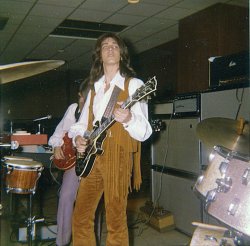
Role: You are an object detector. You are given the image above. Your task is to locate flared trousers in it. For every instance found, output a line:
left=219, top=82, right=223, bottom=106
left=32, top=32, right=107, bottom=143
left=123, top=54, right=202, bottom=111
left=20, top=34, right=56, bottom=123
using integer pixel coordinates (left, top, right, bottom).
left=57, top=167, right=80, bottom=246
left=72, top=159, right=129, bottom=246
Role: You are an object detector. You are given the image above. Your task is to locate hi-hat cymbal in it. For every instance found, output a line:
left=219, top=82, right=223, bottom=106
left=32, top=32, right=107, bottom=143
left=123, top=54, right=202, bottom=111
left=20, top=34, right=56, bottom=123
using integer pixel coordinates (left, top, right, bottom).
left=196, top=117, right=249, bottom=155
left=0, top=60, right=65, bottom=84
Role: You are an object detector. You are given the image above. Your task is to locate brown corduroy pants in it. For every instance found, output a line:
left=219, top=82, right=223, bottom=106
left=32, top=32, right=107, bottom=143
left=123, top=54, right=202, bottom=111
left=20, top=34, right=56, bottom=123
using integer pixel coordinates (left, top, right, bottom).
left=72, top=159, right=129, bottom=246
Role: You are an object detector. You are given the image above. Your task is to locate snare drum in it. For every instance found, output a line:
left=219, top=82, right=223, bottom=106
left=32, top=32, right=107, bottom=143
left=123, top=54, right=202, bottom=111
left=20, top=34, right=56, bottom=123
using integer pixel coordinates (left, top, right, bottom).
left=194, top=146, right=233, bottom=199
left=2, top=159, right=44, bottom=194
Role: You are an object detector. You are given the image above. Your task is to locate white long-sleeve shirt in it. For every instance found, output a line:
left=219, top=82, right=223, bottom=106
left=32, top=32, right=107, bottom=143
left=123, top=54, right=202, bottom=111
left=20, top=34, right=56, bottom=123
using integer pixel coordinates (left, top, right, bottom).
left=69, top=72, right=152, bottom=142
left=48, top=103, right=78, bottom=148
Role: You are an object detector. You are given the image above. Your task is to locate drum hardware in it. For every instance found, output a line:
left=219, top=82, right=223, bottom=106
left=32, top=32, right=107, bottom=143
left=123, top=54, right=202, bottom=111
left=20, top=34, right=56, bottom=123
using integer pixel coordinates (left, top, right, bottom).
left=227, top=198, right=240, bottom=216
left=241, top=168, right=250, bottom=185
left=205, top=189, right=217, bottom=210
left=1, top=156, right=44, bottom=245
left=216, top=176, right=232, bottom=193
left=204, top=234, right=217, bottom=242
left=25, top=195, right=45, bottom=245
left=219, top=161, right=229, bottom=175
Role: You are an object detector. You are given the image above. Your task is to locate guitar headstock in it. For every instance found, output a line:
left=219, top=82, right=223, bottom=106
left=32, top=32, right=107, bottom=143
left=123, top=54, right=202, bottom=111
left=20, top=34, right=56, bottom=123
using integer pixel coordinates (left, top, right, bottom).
left=132, top=76, right=157, bottom=102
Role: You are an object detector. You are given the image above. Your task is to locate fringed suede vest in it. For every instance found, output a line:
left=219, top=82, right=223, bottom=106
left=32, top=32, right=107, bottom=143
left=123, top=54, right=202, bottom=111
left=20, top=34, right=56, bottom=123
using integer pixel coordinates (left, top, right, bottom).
left=87, top=78, right=141, bottom=202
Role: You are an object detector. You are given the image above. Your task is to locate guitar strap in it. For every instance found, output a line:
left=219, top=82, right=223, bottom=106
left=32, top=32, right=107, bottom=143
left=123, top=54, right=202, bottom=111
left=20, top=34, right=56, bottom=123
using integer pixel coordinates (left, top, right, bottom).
left=74, top=105, right=81, bottom=122
left=86, top=79, right=130, bottom=131
left=101, top=85, right=121, bottom=122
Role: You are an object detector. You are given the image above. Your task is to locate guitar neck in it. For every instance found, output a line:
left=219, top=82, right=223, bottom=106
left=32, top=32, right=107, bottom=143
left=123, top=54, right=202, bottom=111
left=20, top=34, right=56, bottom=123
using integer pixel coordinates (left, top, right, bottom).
left=90, top=99, right=134, bottom=141
left=89, top=76, right=157, bottom=142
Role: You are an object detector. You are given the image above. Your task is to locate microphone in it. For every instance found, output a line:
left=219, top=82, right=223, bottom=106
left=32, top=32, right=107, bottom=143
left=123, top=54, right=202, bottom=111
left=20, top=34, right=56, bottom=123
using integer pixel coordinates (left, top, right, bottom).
left=0, top=141, right=19, bottom=150
left=33, top=115, right=52, bottom=121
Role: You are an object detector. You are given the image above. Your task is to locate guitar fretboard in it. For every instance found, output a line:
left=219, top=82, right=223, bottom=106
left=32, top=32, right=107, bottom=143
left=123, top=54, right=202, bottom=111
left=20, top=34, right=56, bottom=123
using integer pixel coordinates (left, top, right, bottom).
left=102, top=85, right=121, bottom=119
left=89, top=76, right=157, bottom=142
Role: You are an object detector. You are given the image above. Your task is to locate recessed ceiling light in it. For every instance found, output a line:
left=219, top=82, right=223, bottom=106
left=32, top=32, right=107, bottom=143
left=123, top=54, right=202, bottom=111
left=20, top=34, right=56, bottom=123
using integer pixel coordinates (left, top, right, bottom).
left=128, top=0, right=139, bottom=3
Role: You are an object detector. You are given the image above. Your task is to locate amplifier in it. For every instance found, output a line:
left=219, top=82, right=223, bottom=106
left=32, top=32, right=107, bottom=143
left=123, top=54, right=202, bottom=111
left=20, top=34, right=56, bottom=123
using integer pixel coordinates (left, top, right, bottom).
left=209, top=51, right=249, bottom=88
left=173, top=93, right=200, bottom=117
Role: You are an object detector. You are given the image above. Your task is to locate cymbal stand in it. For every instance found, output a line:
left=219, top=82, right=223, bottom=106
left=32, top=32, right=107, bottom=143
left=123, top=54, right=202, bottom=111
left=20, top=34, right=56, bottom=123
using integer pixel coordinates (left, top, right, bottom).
left=26, top=193, right=44, bottom=246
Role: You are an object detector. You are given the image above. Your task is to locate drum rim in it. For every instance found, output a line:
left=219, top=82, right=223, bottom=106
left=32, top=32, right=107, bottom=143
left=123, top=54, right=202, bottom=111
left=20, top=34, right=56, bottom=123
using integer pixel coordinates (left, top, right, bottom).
left=2, top=156, right=34, bottom=161
left=3, top=160, right=43, bottom=168
left=214, top=145, right=250, bottom=162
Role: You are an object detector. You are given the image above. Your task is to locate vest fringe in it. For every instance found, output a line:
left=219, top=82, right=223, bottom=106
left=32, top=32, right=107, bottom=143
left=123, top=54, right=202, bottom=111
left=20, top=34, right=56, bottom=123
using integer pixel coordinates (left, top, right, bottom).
left=88, top=79, right=142, bottom=203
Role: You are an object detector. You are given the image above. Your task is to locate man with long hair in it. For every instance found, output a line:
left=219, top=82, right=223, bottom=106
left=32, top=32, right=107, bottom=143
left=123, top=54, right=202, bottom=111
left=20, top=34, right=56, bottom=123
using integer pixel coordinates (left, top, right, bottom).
left=69, top=33, right=152, bottom=246
left=49, top=80, right=90, bottom=246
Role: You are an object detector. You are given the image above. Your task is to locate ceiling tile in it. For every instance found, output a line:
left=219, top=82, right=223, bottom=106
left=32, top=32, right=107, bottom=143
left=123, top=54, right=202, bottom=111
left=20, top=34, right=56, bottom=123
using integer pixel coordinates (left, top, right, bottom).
left=51, top=39, right=93, bottom=61
left=37, top=0, right=85, bottom=8
left=16, top=25, right=53, bottom=35
left=29, top=3, right=74, bottom=18
left=155, top=6, right=196, bottom=20
left=133, top=24, right=178, bottom=53
left=0, top=13, right=26, bottom=26
left=22, top=15, right=63, bottom=28
left=120, top=17, right=176, bottom=38
left=0, top=32, right=13, bottom=54
left=105, top=13, right=145, bottom=26
left=69, top=8, right=112, bottom=22
left=118, top=2, right=166, bottom=17
left=176, top=0, right=224, bottom=11
left=142, top=0, right=184, bottom=6
left=79, top=0, right=127, bottom=12
left=27, top=36, right=75, bottom=58
left=0, top=0, right=34, bottom=14
left=0, top=23, right=19, bottom=34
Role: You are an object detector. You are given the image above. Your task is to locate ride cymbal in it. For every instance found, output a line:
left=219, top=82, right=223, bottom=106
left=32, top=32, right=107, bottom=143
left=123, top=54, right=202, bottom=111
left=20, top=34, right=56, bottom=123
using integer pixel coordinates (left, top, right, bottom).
left=196, top=117, right=249, bottom=155
left=0, top=60, right=65, bottom=84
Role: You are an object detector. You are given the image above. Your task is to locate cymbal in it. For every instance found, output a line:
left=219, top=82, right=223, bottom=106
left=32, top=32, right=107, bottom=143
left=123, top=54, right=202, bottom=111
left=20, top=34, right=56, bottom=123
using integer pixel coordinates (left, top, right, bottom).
left=0, top=60, right=65, bottom=84
left=196, top=117, right=249, bottom=155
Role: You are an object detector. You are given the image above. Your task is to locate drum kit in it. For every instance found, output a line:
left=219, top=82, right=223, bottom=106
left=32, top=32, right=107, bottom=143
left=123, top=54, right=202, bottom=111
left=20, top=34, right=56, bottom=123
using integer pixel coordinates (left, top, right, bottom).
left=0, top=59, right=64, bottom=245
left=192, top=117, right=250, bottom=245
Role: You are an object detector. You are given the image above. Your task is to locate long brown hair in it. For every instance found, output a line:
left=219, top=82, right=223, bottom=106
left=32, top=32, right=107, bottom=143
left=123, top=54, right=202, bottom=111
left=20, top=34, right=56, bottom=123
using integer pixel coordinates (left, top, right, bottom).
left=78, top=77, right=92, bottom=98
left=89, top=33, right=136, bottom=85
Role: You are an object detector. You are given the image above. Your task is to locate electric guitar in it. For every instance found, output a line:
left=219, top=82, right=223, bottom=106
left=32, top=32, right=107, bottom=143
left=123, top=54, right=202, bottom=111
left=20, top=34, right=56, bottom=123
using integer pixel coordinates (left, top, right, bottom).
left=53, top=133, right=76, bottom=170
left=75, top=76, right=157, bottom=177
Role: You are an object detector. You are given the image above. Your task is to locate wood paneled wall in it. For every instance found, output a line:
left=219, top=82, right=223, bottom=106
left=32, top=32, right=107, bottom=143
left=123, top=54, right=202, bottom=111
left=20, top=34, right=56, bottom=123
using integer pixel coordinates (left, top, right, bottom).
left=134, top=39, right=178, bottom=102
left=177, top=3, right=249, bottom=94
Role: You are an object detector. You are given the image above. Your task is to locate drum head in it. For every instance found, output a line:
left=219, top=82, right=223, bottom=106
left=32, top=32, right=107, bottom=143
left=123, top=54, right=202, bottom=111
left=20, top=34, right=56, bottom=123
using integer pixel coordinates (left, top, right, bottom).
left=3, top=156, right=33, bottom=161
left=3, top=160, right=43, bottom=168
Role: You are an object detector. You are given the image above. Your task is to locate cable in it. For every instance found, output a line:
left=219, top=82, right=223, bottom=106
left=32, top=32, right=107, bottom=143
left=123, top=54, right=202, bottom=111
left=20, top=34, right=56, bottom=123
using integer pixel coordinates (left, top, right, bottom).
left=136, top=110, right=174, bottom=236
left=49, top=159, right=62, bottom=186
